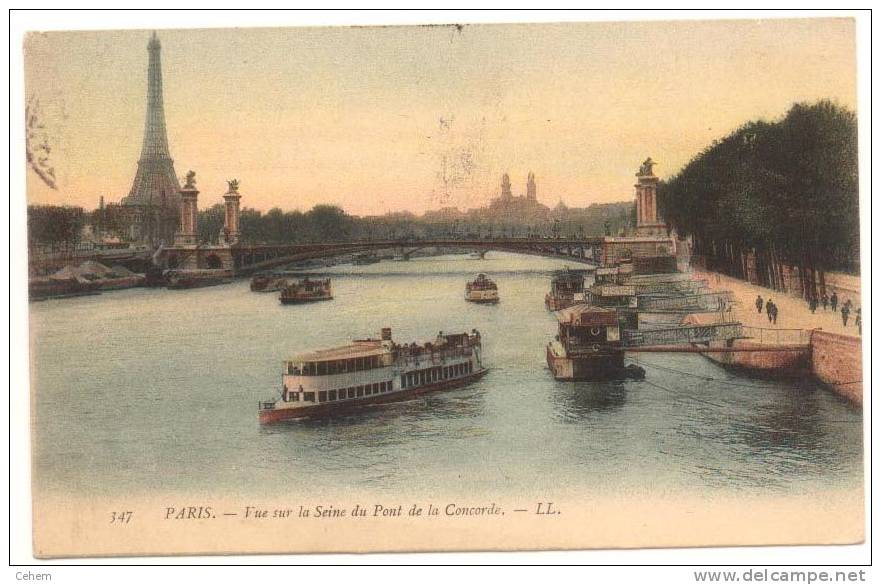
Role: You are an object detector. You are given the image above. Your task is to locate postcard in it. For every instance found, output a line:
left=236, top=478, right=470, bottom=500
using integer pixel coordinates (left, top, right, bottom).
left=19, top=15, right=865, bottom=558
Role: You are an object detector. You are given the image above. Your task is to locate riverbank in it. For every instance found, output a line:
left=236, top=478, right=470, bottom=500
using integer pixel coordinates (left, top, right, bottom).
left=695, top=269, right=862, bottom=335
left=696, top=268, right=864, bottom=405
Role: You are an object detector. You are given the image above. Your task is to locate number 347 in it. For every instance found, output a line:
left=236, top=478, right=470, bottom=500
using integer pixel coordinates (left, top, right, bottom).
left=110, top=511, right=133, bottom=524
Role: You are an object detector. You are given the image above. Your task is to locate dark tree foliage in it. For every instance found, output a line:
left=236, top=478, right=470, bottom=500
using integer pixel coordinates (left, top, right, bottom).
left=658, top=100, right=859, bottom=294
left=206, top=205, right=354, bottom=245
left=27, top=205, right=84, bottom=246
left=197, top=203, right=227, bottom=244
left=198, top=200, right=630, bottom=246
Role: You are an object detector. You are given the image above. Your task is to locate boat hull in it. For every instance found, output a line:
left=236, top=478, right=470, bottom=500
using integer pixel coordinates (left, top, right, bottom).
left=259, top=368, right=488, bottom=424
left=546, top=345, right=642, bottom=381
left=466, top=297, right=499, bottom=304
left=279, top=295, right=334, bottom=305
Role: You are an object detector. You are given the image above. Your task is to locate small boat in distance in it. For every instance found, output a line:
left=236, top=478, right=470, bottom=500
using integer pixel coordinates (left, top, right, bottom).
left=465, top=273, right=499, bottom=304
left=353, top=253, right=381, bottom=265
left=250, top=274, right=288, bottom=293
left=166, top=269, right=234, bottom=290
left=279, top=278, right=333, bottom=304
left=258, top=327, right=487, bottom=423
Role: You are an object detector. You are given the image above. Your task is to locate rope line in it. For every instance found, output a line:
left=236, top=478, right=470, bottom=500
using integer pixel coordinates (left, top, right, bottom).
left=641, top=378, right=728, bottom=409
left=630, top=360, right=864, bottom=424
left=629, top=358, right=781, bottom=389
left=631, top=357, right=863, bottom=389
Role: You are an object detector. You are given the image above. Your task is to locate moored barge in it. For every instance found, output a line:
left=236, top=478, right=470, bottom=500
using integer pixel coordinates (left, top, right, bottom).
left=547, top=304, right=644, bottom=380
left=259, top=328, right=487, bottom=423
left=353, top=253, right=380, bottom=265
left=545, top=269, right=588, bottom=311
left=251, top=274, right=288, bottom=293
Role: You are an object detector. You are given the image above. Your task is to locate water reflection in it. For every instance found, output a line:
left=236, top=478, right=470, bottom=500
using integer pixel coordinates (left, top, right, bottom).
left=553, top=380, right=630, bottom=420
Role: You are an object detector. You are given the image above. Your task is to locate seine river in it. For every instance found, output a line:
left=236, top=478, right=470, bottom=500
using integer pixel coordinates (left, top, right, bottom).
left=30, top=253, right=863, bottom=498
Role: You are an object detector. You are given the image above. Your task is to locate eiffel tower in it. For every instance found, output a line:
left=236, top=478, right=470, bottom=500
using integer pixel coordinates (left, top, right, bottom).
left=121, top=32, right=181, bottom=245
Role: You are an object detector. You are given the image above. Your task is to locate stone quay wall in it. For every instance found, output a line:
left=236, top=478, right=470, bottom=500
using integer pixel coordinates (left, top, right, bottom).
left=810, top=330, right=864, bottom=405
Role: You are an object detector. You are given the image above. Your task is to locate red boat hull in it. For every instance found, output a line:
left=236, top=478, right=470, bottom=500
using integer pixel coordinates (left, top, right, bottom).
left=259, top=368, right=488, bottom=424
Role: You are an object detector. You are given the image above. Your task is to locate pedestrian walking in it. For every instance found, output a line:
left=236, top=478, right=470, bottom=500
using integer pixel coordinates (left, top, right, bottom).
left=771, top=302, right=778, bottom=325
left=809, top=296, right=817, bottom=314
left=821, top=293, right=828, bottom=311
left=841, top=303, right=850, bottom=327
left=831, top=291, right=838, bottom=312
left=766, top=299, right=774, bottom=324
left=855, top=308, right=862, bottom=336
left=755, top=295, right=764, bottom=314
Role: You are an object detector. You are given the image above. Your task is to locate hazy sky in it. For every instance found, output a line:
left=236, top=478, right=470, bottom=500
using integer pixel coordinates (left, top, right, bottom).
left=24, top=18, right=856, bottom=215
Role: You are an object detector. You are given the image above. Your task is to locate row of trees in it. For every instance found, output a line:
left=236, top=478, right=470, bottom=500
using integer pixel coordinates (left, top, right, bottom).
left=658, top=100, right=859, bottom=298
left=28, top=198, right=632, bottom=250
left=198, top=204, right=358, bottom=244
left=27, top=205, right=85, bottom=247
left=196, top=202, right=633, bottom=245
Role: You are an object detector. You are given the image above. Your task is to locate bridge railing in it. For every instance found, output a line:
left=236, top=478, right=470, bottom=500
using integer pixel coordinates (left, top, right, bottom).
left=633, top=280, right=709, bottom=295
left=739, top=326, right=811, bottom=345
left=637, top=291, right=734, bottom=312
left=623, top=322, right=743, bottom=347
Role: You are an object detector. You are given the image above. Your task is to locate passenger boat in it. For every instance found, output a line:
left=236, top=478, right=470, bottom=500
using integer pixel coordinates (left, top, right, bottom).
left=250, top=274, right=288, bottom=293
left=279, top=278, right=333, bottom=304
left=545, top=269, right=588, bottom=311
left=258, top=328, right=487, bottom=423
left=465, top=273, right=499, bottom=304
left=546, top=304, right=644, bottom=381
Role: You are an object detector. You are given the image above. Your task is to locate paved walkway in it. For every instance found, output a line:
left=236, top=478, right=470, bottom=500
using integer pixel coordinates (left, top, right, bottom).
left=694, top=269, right=862, bottom=338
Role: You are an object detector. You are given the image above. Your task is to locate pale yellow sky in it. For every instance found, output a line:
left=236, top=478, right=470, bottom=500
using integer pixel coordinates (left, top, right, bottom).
left=24, top=18, right=856, bottom=215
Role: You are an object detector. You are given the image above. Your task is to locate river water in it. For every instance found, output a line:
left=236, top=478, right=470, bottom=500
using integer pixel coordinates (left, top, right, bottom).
left=30, top=253, right=863, bottom=499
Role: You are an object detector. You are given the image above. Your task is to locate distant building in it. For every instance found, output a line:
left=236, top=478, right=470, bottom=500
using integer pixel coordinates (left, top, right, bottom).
left=483, top=171, right=550, bottom=224
left=500, top=173, right=514, bottom=200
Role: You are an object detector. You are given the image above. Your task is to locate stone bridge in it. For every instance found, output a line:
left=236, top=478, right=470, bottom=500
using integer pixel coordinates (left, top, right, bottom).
left=226, top=238, right=607, bottom=274
left=31, top=235, right=676, bottom=276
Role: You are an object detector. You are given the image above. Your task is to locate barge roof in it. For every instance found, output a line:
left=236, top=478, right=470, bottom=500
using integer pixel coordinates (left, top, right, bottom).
left=554, top=304, right=617, bottom=324
left=291, top=341, right=386, bottom=362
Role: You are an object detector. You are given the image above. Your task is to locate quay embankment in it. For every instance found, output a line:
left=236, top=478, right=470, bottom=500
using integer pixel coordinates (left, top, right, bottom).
left=694, top=269, right=864, bottom=406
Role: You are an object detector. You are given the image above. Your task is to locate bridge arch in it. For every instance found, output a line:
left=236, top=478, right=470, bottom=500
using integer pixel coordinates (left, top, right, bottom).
left=203, top=254, right=223, bottom=270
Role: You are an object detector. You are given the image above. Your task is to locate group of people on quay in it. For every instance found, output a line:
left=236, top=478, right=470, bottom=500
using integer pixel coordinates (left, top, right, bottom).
left=807, top=290, right=861, bottom=334
left=756, top=290, right=861, bottom=335
left=755, top=295, right=779, bottom=325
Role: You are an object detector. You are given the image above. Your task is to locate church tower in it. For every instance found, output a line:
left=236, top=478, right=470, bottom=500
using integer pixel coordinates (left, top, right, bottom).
left=526, top=172, right=536, bottom=200
left=121, top=32, right=181, bottom=245
left=500, top=173, right=513, bottom=200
